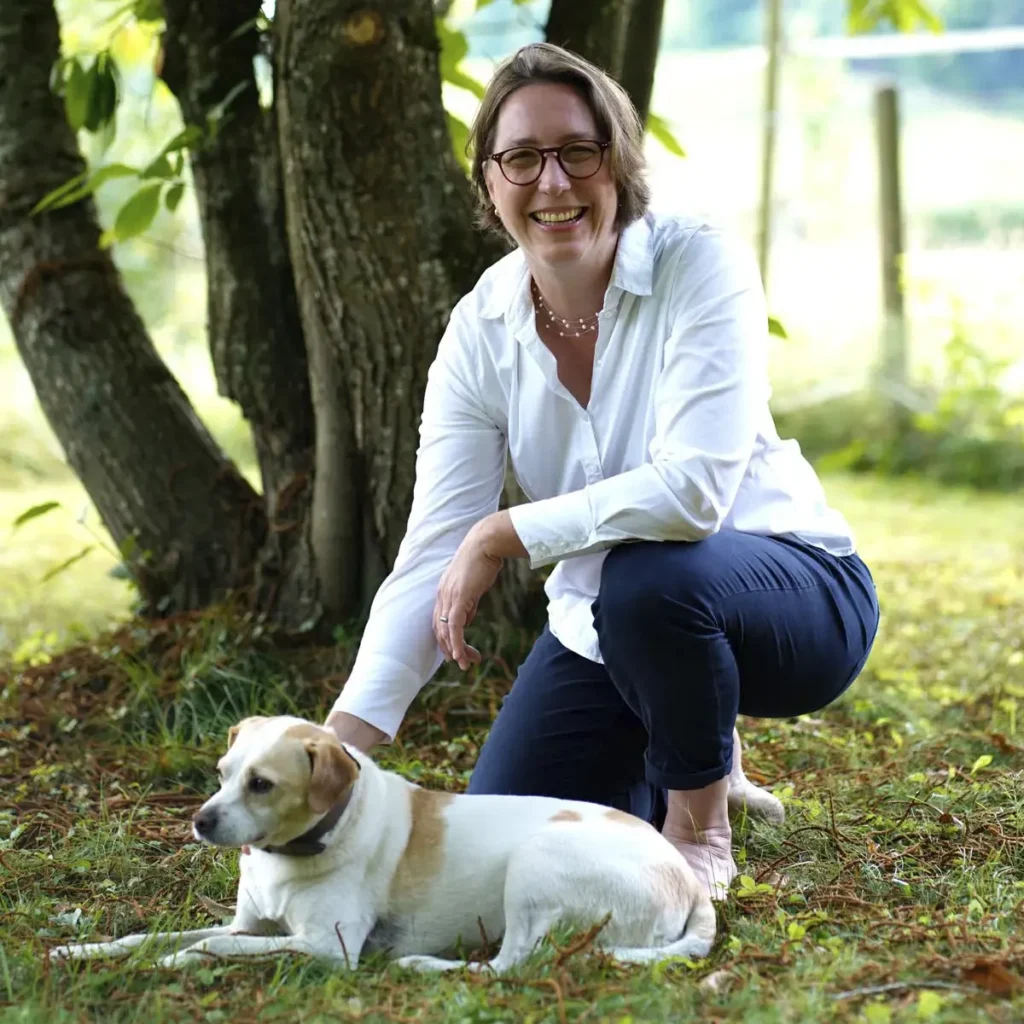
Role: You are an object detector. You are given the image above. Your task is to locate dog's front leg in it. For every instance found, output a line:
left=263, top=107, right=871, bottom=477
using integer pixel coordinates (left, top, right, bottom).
left=155, top=924, right=368, bottom=970
left=50, top=925, right=235, bottom=963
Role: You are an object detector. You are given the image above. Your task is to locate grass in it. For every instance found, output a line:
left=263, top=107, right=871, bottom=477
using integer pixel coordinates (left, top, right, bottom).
left=2, top=471, right=1023, bottom=1023
left=0, top=33, right=1022, bottom=1021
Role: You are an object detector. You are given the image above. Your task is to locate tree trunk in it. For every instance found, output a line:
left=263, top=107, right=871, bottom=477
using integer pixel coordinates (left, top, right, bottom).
left=274, top=0, right=509, bottom=622
left=618, top=0, right=665, bottom=125
left=161, top=0, right=320, bottom=629
left=0, top=0, right=264, bottom=614
left=545, top=0, right=636, bottom=78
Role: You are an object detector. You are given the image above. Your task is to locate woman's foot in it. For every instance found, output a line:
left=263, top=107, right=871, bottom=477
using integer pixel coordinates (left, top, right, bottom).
left=663, top=824, right=737, bottom=901
left=662, top=778, right=737, bottom=901
left=727, top=727, right=785, bottom=824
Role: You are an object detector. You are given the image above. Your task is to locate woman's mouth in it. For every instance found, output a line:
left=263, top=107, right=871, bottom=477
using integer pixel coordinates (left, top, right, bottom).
left=530, top=207, right=587, bottom=230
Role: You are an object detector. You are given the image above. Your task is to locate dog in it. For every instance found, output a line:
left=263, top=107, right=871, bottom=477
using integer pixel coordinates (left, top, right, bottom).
left=50, top=714, right=731, bottom=972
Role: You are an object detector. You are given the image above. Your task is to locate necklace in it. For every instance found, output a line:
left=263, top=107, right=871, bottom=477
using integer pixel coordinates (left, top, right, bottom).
left=532, top=281, right=601, bottom=338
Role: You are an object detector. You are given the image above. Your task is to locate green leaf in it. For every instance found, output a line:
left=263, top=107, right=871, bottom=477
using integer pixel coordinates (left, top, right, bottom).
left=31, top=171, right=90, bottom=215
left=738, top=875, right=757, bottom=890
left=161, top=124, right=205, bottom=156
left=970, top=754, right=993, bottom=774
left=41, top=546, right=95, bottom=583
left=445, top=67, right=487, bottom=99
left=133, top=0, right=164, bottom=23
left=916, top=989, right=942, bottom=1019
left=13, top=501, right=61, bottom=529
left=84, top=52, right=119, bottom=133
left=207, top=81, right=250, bottom=127
left=32, top=163, right=138, bottom=215
left=447, top=112, right=471, bottom=172
left=475, top=0, right=497, bottom=8
left=64, top=59, right=91, bottom=132
left=112, top=182, right=163, bottom=242
left=142, top=154, right=174, bottom=180
left=437, top=21, right=470, bottom=85
left=768, top=316, right=788, bottom=339
left=646, top=112, right=686, bottom=158
left=863, top=1003, right=892, bottom=1024
left=905, top=0, right=943, bottom=31
left=227, top=16, right=260, bottom=41
left=165, top=181, right=185, bottom=212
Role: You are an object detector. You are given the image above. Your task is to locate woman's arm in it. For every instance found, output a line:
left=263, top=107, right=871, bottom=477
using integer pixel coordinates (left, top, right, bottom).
left=326, top=300, right=506, bottom=744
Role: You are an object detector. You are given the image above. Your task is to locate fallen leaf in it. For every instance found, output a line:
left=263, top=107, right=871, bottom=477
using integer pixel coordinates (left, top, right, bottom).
left=700, top=968, right=731, bottom=992
left=963, top=960, right=1024, bottom=997
left=197, top=894, right=236, bottom=920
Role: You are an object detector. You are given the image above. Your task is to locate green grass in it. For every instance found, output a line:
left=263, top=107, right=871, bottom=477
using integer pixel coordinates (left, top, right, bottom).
left=2, top=472, right=1023, bottom=1023
left=1, top=39, right=1023, bottom=1021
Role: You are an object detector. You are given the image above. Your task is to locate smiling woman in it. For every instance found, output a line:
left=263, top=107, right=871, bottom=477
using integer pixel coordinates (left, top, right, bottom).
left=325, top=42, right=880, bottom=903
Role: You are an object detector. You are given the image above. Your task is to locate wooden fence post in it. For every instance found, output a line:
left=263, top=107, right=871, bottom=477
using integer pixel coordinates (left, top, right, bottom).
left=875, top=84, right=909, bottom=410
left=757, top=0, right=784, bottom=292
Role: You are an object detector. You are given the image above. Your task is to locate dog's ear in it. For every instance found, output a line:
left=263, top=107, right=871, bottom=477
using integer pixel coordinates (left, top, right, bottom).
left=226, top=716, right=268, bottom=751
left=305, top=739, right=360, bottom=814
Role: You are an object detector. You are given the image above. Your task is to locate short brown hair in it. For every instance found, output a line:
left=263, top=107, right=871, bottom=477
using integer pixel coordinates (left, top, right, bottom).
left=467, top=43, right=650, bottom=237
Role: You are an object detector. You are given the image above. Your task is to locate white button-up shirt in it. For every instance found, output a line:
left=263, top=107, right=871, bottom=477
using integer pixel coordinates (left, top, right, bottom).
left=331, top=212, right=856, bottom=739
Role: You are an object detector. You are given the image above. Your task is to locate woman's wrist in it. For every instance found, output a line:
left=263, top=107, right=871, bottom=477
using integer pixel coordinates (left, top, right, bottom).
left=471, top=509, right=528, bottom=560
left=324, top=710, right=387, bottom=753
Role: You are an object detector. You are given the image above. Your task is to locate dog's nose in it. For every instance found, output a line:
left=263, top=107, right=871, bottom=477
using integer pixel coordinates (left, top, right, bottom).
left=192, top=808, right=219, bottom=836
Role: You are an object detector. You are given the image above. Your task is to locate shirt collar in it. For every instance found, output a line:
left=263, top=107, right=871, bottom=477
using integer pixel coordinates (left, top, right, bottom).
left=479, top=212, right=655, bottom=331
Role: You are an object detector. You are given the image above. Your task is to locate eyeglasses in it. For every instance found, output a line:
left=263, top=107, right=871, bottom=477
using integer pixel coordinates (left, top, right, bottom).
left=484, top=140, right=611, bottom=186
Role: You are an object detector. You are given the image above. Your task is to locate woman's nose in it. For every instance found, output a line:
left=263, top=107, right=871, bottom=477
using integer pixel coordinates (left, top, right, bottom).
left=537, top=153, right=570, bottom=193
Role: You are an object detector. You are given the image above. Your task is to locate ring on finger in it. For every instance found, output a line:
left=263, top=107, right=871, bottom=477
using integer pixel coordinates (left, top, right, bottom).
left=439, top=615, right=449, bottom=623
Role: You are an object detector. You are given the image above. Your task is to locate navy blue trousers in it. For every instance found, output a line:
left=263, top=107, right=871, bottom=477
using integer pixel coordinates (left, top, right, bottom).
left=467, top=532, right=879, bottom=825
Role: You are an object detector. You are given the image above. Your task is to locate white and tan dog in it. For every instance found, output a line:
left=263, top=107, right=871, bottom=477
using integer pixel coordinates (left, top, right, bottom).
left=50, top=714, right=733, bottom=972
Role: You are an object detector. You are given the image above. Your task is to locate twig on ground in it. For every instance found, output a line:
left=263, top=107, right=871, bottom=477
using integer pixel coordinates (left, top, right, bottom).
left=831, top=979, right=974, bottom=1001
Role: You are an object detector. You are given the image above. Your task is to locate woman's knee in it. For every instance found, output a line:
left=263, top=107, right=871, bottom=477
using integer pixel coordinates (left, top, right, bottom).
left=595, top=540, right=720, bottom=641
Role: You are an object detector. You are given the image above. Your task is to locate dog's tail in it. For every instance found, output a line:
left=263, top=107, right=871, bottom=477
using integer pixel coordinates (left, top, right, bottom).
left=605, top=893, right=717, bottom=965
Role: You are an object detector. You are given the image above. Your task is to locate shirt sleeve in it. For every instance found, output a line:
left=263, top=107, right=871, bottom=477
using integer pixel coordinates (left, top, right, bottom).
left=330, top=300, right=506, bottom=739
left=508, top=229, right=770, bottom=569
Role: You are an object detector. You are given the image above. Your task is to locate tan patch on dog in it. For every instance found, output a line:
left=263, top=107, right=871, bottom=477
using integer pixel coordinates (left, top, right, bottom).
left=604, top=809, right=653, bottom=828
left=549, top=809, right=582, bottom=823
left=389, top=787, right=455, bottom=907
left=648, top=861, right=695, bottom=909
left=226, top=715, right=270, bottom=750
left=283, top=723, right=360, bottom=813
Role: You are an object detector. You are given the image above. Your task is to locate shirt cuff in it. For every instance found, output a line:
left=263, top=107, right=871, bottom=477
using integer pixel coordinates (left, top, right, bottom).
left=329, top=653, right=433, bottom=742
left=508, top=490, right=596, bottom=569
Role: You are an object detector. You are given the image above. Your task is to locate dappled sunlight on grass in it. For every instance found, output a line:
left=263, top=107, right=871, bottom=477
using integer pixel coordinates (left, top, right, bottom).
left=2, top=462, right=1023, bottom=1021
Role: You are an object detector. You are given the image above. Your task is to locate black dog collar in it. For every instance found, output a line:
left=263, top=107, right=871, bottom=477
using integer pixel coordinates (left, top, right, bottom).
left=261, top=787, right=354, bottom=857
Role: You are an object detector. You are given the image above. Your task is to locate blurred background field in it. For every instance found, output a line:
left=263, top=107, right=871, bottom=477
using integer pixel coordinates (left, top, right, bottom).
left=2, top=0, right=1023, bottom=654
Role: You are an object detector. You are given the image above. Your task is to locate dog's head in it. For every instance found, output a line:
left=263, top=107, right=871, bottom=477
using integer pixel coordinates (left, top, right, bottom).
left=191, top=716, right=360, bottom=849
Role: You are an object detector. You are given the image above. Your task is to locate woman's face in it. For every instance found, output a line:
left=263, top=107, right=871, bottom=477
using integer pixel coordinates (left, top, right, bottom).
left=484, top=82, right=618, bottom=270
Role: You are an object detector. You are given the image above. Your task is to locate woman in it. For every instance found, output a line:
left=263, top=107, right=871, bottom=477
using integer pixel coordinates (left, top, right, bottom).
left=325, top=43, right=879, bottom=899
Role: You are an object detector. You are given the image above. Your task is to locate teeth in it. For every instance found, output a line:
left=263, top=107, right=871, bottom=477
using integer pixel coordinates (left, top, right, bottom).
left=534, top=208, right=583, bottom=224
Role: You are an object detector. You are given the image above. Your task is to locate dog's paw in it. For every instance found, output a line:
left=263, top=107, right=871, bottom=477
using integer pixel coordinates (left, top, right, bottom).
left=155, top=951, right=200, bottom=970
left=393, top=954, right=473, bottom=973
left=728, top=783, right=785, bottom=825
left=48, top=945, right=75, bottom=962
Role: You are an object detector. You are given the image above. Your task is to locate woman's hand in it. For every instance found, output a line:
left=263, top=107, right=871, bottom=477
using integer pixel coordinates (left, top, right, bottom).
left=434, top=511, right=527, bottom=670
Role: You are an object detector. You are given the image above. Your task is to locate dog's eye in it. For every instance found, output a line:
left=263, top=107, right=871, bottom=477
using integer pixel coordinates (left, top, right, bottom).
left=248, top=776, right=274, bottom=794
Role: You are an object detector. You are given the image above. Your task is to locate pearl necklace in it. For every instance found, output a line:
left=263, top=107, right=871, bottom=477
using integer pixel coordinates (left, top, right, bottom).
left=532, top=281, right=601, bottom=338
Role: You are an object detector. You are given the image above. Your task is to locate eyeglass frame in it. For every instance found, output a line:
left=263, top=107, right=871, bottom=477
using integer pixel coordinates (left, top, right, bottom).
left=483, top=140, right=611, bottom=186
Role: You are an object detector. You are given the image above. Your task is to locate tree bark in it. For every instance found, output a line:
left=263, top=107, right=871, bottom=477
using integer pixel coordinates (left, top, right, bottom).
left=274, top=0, right=509, bottom=621
left=545, top=0, right=636, bottom=78
left=618, top=0, right=665, bottom=125
left=0, top=0, right=264, bottom=614
left=161, top=0, right=320, bottom=629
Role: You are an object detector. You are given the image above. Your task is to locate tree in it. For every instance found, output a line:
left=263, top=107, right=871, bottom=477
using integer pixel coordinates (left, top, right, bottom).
left=0, top=0, right=937, bottom=636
